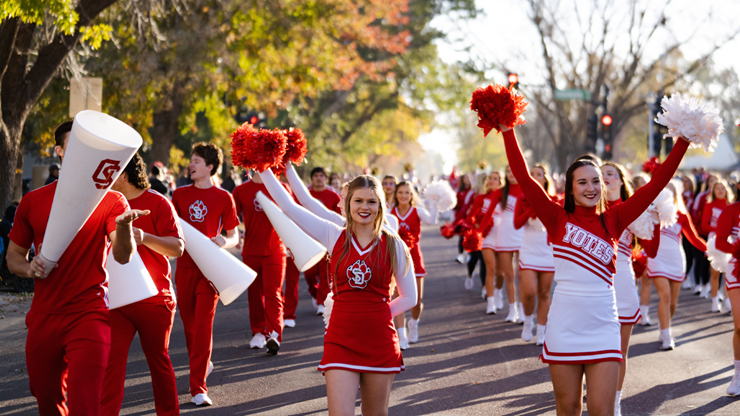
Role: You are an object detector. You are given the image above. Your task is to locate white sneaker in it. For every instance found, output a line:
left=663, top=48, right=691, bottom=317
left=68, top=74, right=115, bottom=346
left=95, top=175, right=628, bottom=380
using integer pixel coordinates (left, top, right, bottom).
left=456, top=254, right=465, bottom=264
left=398, top=328, right=410, bottom=350
left=517, top=303, right=525, bottom=325
left=521, top=318, right=534, bottom=342
left=191, top=393, right=212, bottom=406
left=316, top=304, right=325, bottom=315
left=660, top=337, right=675, bottom=350
left=481, top=287, right=487, bottom=300
left=535, top=325, right=546, bottom=346
left=639, top=314, right=652, bottom=326
left=701, top=284, right=711, bottom=299
left=266, top=331, right=280, bottom=355
left=694, top=284, right=703, bottom=295
left=505, top=304, right=520, bottom=323
left=493, top=289, right=504, bottom=310
left=311, top=296, right=318, bottom=309
left=284, top=319, right=296, bottom=328
left=206, top=361, right=213, bottom=378
left=712, top=297, right=721, bottom=313
left=408, top=319, right=419, bottom=343
left=249, top=333, right=266, bottom=349
left=486, top=297, right=497, bottom=315
left=464, top=276, right=474, bottom=290
left=681, top=279, right=692, bottom=290
left=723, top=297, right=733, bottom=314
left=727, top=374, right=740, bottom=396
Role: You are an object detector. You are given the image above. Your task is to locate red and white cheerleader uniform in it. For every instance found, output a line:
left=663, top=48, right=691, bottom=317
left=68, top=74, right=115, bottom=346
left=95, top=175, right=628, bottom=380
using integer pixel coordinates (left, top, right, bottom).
left=260, top=169, right=417, bottom=373
left=647, top=212, right=706, bottom=282
left=607, top=199, right=660, bottom=325
left=501, top=128, right=689, bottom=364
left=391, top=205, right=438, bottom=278
left=715, top=203, right=740, bottom=290
left=514, top=196, right=559, bottom=273
left=465, top=191, right=499, bottom=249
left=493, top=185, right=524, bottom=252
left=702, top=198, right=727, bottom=240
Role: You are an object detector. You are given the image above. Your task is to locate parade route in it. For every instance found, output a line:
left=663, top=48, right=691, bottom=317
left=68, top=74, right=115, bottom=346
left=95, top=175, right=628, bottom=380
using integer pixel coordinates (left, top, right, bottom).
left=2, top=226, right=740, bottom=415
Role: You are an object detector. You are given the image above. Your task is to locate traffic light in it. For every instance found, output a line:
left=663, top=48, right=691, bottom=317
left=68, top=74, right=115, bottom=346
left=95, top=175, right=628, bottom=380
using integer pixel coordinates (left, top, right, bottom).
left=601, top=114, right=612, bottom=128
left=587, top=114, right=598, bottom=148
left=601, top=114, right=613, bottom=160
left=508, top=73, right=519, bottom=90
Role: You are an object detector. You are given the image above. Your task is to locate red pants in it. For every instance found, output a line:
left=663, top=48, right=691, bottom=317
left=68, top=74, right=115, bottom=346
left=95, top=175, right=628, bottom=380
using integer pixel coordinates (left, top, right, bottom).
left=283, top=259, right=300, bottom=320
left=305, top=257, right=331, bottom=306
left=175, top=266, right=218, bottom=396
left=101, top=298, right=179, bottom=416
left=26, top=308, right=111, bottom=416
left=244, top=252, right=286, bottom=340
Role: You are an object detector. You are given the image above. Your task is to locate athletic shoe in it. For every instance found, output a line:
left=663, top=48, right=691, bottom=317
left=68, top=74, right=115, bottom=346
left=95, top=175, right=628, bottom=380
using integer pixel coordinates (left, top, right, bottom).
left=284, top=319, right=296, bottom=328
left=266, top=331, right=280, bottom=355
left=505, top=306, right=520, bottom=323
left=206, top=361, right=214, bottom=378
left=535, top=325, right=546, bottom=346
left=517, top=303, right=525, bottom=325
left=486, top=297, right=497, bottom=315
left=681, top=279, right=692, bottom=290
left=639, top=314, right=652, bottom=326
left=701, top=284, right=711, bottom=299
left=521, top=319, right=534, bottom=342
left=614, top=401, right=622, bottom=416
left=316, top=304, right=325, bottom=315
left=660, top=337, right=675, bottom=350
left=712, top=297, right=721, bottom=313
left=464, top=276, right=474, bottom=290
left=694, top=285, right=702, bottom=295
left=456, top=254, right=465, bottom=264
left=481, top=287, right=487, bottom=300
left=494, top=289, right=504, bottom=310
left=408, top=319, right=419, bottom=343
left=249, top=333, right=266, bottom=349
left=191, top=393, right=212, bottom=406
left=723, top=297, right=733, bottom=314
left=727, top=374, right=740, bottom=396
left=311, top=296, right=318, bottom=309
left=398, top=329, right=410, bottom=350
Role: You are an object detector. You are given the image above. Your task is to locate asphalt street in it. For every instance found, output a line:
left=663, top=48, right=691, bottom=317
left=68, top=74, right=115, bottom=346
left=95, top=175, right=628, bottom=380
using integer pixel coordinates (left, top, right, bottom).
left=2, top=225, right=740, bottom=415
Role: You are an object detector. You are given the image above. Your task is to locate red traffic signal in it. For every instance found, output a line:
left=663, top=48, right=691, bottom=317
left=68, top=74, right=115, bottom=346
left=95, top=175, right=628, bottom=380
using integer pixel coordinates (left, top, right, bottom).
left=601, top=114, right=613, bottom=126
left=508, top=73, right=519, bottom=85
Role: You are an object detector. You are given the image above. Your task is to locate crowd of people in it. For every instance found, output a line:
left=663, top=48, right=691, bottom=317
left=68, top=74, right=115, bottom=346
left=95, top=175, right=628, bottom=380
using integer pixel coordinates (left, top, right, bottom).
left=3, top=119, right=740, bottom=416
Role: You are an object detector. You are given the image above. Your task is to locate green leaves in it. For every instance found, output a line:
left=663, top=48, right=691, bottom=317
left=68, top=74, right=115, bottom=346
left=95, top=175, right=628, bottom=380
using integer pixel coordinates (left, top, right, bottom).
left=2, top=0, right=78, bottom=34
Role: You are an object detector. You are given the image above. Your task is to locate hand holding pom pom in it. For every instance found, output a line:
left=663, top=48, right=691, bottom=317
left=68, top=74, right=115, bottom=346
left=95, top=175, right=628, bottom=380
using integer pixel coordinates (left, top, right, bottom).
left=440, top=222, right=456, bottom=239
left=652, top=189, right=678, bottom=228
left=706, top=235, right=731, bottom=273
left=231, top=123, right=288, bottom=172
left=631, top=250, right=648, bottom=277
left=462, top=228, right=483, bottom=253
left=423, top=180, right=457, bottom=212
left=274, top=128, right=308, bottom=175
left=655, top=93, right=724, bottom=152
left=470, top=84, right=527, bottom=136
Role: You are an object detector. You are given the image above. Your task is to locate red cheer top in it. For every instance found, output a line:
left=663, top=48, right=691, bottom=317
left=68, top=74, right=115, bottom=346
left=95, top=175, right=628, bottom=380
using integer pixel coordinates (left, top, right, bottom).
left=478, top=184, right=523, bottom=233
left=171, top=184, right=240, bottom=268
left=309, top=187, right=342, bottom=214
left=9, top=182, right=128, bottom=314
left=502, top=128, right=689, bottom=295
left=701, top=198, right=727, bottom=235
left=127, top=189, right=184, bottom=302
left=715, top=202, right=740, bottom=254
left=233, top=180, right=294, bottom=257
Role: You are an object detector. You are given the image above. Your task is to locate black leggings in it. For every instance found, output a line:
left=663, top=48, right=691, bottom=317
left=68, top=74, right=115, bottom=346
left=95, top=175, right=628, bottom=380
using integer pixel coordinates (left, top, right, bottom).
left=694, top=235, right=711, bottom=286
left=467, top=250, right=487, bottom=285
left=682, top=237, right=695, bottom=280
left=458, top=235, right=464, bottom=254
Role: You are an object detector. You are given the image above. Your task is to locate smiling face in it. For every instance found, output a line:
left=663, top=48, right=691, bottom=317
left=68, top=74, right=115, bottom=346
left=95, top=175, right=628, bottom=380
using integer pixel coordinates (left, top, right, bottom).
left=382, top=178, right=396, bottom=196
left=489, top=172, right=501, bottom=190
left=714, top=182, right=728, bottom=200
left=571, top=165, right=603, bottom=207
left=349, top=187, right=379, bottom=226
left=600, top=165, right=623, bottom=195
left=395, top=183, right=412, bottom=206
left=505, top=166, right=517, bottom=184
left=532, top=166, right=547, bottom=188
left=189, top=155, right=212, bottom=181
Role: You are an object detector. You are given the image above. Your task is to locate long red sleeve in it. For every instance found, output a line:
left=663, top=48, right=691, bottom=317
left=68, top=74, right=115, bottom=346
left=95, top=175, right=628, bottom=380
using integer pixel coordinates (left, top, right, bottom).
left=715, top=203, right=738, bottom=253
left=678, top=211, right=707, bottom=252
left=701, top=202, right=713, bottom=235
left=464, top=195, right=483, bottom=225
left=502, top=129, right=562, bottom=233
left=639, top=223, right=662, bottom=258
left=513, top=197, right=532, bottom=230
left=610, top=138, right=689, bottom=235
left=477, top=190, right=503, bottom=232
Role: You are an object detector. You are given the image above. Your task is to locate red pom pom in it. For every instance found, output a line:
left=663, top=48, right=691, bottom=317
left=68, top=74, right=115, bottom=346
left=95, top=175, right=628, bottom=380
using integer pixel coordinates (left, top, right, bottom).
left=462, top=228, right=483, bottom=253
left=470, top=84, right=527, bottom=136
left=230, top=123, right=287, bottom=172
left=642, top=156, right=661, bottom=174
left=398, top=227, right=419, bottom=249
left=631, top=250, right=647, bottom=277
left=440, top=222, right=456, bottom=239
left=274, top=128, right=308, bottom=175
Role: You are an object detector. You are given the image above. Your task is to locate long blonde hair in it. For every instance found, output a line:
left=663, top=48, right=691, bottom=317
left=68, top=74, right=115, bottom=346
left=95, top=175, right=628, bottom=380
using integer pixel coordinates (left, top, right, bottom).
left=335, top=175, right=411, bottom=279
left=474, top=173, right=489, bottom=195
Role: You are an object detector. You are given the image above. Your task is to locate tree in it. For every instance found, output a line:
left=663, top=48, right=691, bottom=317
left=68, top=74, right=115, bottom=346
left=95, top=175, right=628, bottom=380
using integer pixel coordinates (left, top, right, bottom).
left=0, top=0, right=118, bottom=210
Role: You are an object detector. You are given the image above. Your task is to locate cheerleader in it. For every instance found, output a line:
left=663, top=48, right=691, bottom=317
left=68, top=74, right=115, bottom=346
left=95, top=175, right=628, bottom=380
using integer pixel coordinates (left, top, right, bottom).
left=602, top=162, right=660, bottom=416
left=454, top=174, right=474, bottom=264
left=691, top=174, right=718, bottom=296
left=513, top=165, right=557, bottom=344
left=701, top=180, right=732, bottom=312
left=500, top=125, right=689, bottom=415
left=680, top=174, right=697, bottom=290
left=463, top=172, right=499, bottom=294
left=647, top=180, right=706, bottom=350
left=261, top=169, right=417, bottom=415
left=382, top=175, right=397, bottom=210
left=391, top=181, right=438, bottom=346
left=633, top=174, right=655, bottom=326
left=712, top=201, right=740, bottom=396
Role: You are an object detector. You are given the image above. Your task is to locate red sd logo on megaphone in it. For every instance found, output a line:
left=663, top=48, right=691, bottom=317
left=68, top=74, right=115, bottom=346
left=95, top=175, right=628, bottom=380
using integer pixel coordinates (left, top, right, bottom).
left=92, top=159, right=122, bottom=189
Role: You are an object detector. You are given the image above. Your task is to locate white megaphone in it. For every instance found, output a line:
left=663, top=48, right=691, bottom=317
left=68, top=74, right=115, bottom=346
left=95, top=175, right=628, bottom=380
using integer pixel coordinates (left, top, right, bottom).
left=255, top=191, right=327, bottom=271
left=37, top=110, right=142, bottom=275
left=106, top=250, right=158, bottom=309
left=179, top=220, right=256, bottom=305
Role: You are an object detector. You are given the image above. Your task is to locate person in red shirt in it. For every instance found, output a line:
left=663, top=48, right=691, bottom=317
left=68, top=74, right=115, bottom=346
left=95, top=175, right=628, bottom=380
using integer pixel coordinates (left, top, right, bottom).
left=233, top=171, right=294, bottom=354
left=702, top=179, right=732, bottom=310
left=101, top=153, right=185, bottom=416
left=6, top=121, right=143, bottom=416
left=691, top=174, right=718, bottom=294
left=171, top=142, right=240, bottom=406
left=305, top=167, right=341, bottom=314
left=453, top=173, right=473, bottom=264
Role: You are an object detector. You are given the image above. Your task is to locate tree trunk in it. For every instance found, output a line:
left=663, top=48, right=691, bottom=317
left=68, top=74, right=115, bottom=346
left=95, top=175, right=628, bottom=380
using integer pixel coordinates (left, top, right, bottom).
left=148, top=86, right=185, bottom=167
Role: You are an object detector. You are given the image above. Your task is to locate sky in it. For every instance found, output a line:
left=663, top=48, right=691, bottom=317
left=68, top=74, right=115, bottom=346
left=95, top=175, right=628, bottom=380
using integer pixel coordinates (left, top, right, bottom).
left=419, top=0, right=740, bottom=173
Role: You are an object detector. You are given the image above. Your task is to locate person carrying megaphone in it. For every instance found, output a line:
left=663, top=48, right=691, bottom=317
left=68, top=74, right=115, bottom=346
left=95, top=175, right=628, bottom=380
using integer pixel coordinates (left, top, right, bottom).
left=100, top=153, right=185, bottom=416
left=6, top=120, right=146, bottom=415
left=171, top=142, right=240, bottom=407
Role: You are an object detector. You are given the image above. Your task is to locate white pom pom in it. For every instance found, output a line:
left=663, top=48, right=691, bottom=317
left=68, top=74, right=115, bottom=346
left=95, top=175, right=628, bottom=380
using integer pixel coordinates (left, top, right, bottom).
left=528, top=217, right=546, bottom=232
left=655, top=93, right=724, bottom=153
left=652, top=189, right=678, bottom=228
left=322, top=292, right=334, bottom=329
left=628, top=208, right=657, bottom=240
left=422, top=180, right=457, bottom=212
left=706, top=234, right=731, bottom=273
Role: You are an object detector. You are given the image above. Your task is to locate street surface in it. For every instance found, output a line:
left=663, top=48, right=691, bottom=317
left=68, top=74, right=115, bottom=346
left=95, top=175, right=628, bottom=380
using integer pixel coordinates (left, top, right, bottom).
left=1, top=226, right=740, bottom=415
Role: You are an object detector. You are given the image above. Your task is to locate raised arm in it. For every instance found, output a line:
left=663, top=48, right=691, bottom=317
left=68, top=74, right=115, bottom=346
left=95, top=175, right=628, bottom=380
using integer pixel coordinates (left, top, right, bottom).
left=612, top=138, right=690, bottom=233
left=261, top=168, right=343, bottom=249
left=678, top=211, right=707, bottom=252
left=389, top=238, right=418, bottom=316
left=513, top=197, right=531, bottom=230
left=416, top=203, right=438, bottom=225
left=501, top=128, right=561, bottom=231
left=285, top=164, right=345, bottom=226
left=715, top=205, right=736, bottom=253
left=700, top=203, right=713, bottom=235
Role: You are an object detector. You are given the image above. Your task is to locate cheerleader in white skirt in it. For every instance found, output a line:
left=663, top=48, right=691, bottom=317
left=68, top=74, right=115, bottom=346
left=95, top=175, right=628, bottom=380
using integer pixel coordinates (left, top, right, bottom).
left=647, top=180, right=706, bottom=350
left=514, top=164, right=559, bottom=345
left=602, top=162, right=660, bottom=415
left=501, top=125, right=690, bottom=416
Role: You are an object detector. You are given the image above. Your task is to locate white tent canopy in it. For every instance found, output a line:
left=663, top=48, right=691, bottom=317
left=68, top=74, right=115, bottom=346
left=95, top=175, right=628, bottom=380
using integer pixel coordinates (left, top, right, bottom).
left=679, top=134, right=738, bottom=171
